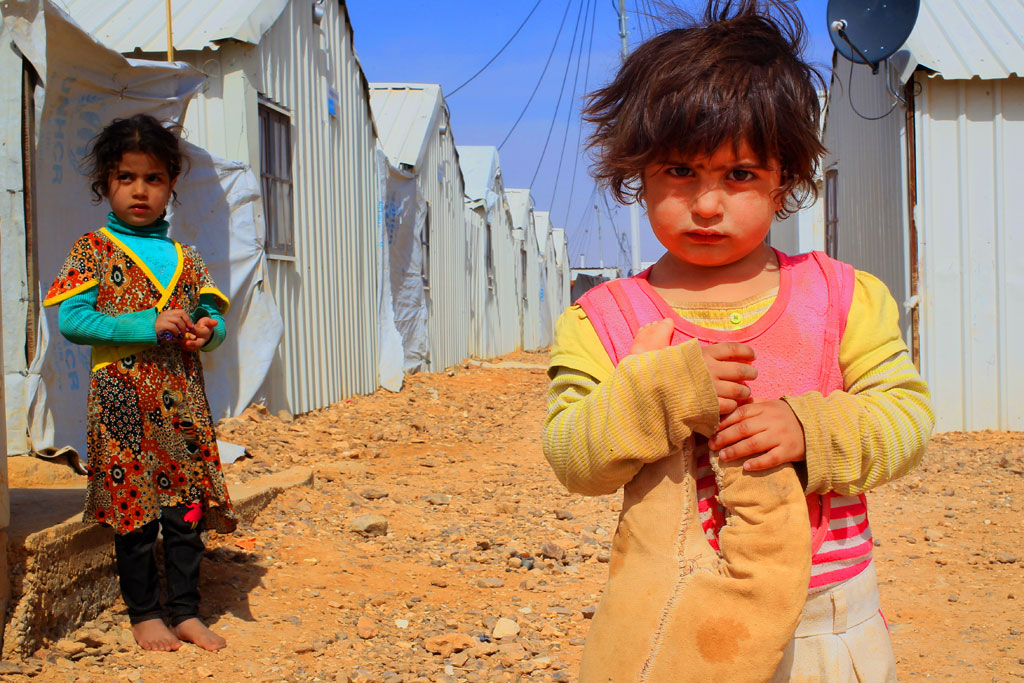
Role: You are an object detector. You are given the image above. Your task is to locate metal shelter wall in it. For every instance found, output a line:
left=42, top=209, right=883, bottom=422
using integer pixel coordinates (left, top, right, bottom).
left=822, top=60, right=909, bottom=337
left=179, top=0, right=381, bottom=413
left=466, top=204, right=488, bottom=357
left=420, top=106, right=469, bottom=371
left=916, top=75, right=1024, bottom=431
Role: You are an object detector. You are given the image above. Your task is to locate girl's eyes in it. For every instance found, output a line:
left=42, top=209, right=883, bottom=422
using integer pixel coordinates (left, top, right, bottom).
left=728, top=169, right=756, bottom=182
left=663, top=167, right=757, bottom=181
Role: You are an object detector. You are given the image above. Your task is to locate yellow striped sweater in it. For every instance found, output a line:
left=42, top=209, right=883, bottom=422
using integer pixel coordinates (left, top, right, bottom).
left=544, top=269, right=934, bottom=499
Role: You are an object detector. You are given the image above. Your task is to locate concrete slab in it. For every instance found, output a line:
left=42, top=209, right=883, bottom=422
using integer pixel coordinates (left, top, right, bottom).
left=2, top=466, right=312, bottom=658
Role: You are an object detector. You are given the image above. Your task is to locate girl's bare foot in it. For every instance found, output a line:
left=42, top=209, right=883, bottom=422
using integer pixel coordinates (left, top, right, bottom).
left=628, top=318, right=674, bottom=356
left=132, top=618, right=181, bottom=651
left=172, top=618, right=227, bottom=651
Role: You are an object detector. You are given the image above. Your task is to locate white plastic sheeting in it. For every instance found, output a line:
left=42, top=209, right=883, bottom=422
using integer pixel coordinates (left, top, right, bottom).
left=382, top=162, right=429, bottom=373
left=0, top=0, right=281, bottom=456
left=374, top=149, right=405, bottom=392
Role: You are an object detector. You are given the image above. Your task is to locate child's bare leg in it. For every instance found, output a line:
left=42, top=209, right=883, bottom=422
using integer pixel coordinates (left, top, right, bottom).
left=172, top=618, right=227, bottom=651
left=628, top=317, right=674, bottom=355
left=132, top=618, right=182, bottom=652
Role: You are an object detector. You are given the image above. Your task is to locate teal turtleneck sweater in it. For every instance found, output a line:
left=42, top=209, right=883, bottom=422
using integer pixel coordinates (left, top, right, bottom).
left=57, top=213, right=227, bottom=351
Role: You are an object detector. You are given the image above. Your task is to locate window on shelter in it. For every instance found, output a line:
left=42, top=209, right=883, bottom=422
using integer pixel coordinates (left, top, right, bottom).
left=824, top=169, right=838, bottom=258
left=258, top=100, right=295, bottom=257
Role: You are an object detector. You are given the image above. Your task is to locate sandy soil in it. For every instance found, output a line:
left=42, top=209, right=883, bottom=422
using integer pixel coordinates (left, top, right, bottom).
left=4, top=352, right=1023, bottom=682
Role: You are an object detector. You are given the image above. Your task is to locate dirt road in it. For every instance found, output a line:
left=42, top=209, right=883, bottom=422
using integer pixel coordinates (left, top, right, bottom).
left=7, top=352, right=1023, bottom=681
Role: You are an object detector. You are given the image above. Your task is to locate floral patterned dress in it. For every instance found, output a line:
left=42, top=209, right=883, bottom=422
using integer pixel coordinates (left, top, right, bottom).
left=44, top=228, right=237, bottom=535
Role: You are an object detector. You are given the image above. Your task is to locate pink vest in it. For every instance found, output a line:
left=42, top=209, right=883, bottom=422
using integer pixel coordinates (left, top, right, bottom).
left=577, top=250, right=874, bottom=592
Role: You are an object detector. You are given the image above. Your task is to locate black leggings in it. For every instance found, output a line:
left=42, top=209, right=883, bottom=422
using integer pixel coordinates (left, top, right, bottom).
left=113, top=505, right=204, bottom=626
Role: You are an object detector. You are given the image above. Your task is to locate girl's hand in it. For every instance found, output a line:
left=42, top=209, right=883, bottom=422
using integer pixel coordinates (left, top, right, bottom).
left=710, top=399, right=806, bottom=471
left=701, top=342, right=758, bottom=415
left=181, top=317, right=218, bottom=351
left=155, top=309, right=194, bottom=341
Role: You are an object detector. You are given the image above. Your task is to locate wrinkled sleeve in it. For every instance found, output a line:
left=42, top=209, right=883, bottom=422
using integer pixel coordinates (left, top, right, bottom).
left=543, top=306, right=720, bottom=496
left=188, top=248, right=229, bottom=352
left=783, top=271, right=934, bottom=495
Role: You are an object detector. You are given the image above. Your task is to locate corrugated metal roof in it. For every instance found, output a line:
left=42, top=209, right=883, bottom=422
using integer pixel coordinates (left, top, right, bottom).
left=534, top=211, right=550, bottom=255
left=505, top=189, right=533, bottom=230
left=551, top=228, right=566, bottom=267
left=370, top=84, right=442, bottom=170
left=60, top=0, right=289, bottom=53
left=901, top=0, right=1024, bottom=80
left=456, top=145, right=499, bottom=202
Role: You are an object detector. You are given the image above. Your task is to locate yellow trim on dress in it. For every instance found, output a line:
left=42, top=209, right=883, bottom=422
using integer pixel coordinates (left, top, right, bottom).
left=99, top=228, right=184, bottom=310
left=91, top=344, right=149, bottom=373
left=199, top=286, right=231, bottom=314
left=43, top=280, right=98, bottom=307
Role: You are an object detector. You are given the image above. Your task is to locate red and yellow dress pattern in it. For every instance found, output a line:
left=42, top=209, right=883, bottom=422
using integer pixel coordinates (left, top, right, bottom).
left=44, top=229, right=237, bottom=535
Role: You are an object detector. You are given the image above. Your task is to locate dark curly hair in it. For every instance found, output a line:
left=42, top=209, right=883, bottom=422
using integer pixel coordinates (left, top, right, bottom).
left=583, top=0, right=826, bottom=218
left=83, top=114, right=188, bottom=203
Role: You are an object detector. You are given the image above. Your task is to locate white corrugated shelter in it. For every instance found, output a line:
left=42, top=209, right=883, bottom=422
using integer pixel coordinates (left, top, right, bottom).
left=371, top=84, right=470, bottom=372
left=506, top=189, right=544, bottom=350
left=458, top=145, right=522, bottom=358
left=822, top=0, right=1024, bottom=431
left=548, top=227, right=570, bottom=328
left=533, top=211, right=554, bottom=349
left=65, top=0, right=383, bottom=415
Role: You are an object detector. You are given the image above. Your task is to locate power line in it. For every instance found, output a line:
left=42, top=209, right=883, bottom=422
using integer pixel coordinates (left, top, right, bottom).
left=529, top=0, right=588, bottom=188
left=548, top=0, right=592, bottom=213
left=562, top=0, right=598, bottom=227
left=446, top=0, right=545, bottom=98
left=632, top=0, right=646, bottom=40
left=498, top=0, right=575, bottom=150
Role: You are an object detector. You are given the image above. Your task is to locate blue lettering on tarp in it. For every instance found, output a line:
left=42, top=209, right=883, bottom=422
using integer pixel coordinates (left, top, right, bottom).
left=63, top=348, right=78, bottom=391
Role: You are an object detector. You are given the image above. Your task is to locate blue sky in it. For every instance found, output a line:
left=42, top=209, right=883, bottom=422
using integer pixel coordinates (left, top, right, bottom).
left=348, top=1, right=836, bottom=271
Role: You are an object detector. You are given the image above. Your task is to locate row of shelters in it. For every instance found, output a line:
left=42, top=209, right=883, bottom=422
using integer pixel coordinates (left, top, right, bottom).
left=0, top=0, right=571, bottom=466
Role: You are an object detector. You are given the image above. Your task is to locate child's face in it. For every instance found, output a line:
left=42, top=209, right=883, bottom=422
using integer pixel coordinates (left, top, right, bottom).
left=642, top=139, right=782, bottom=269
left=106, top=151, right=176, bottom=227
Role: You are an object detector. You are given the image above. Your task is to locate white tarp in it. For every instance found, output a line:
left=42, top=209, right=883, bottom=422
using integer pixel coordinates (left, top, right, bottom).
left=383, top=165, right=429, bottom=374
left=1, top=0, right=282, bottom=458
left=374, top=149, right=404, bottom=392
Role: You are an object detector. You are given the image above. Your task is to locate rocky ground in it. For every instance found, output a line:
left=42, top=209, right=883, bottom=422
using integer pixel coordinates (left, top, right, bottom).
left=2, top=350, right=1023, bottom=682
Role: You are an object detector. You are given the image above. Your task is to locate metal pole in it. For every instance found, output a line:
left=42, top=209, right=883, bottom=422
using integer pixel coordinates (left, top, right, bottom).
left=619, top=0, right=642, bottom=276
left=165, top=0, right=174, bottom=61
left=595, top=203, right=604, bottom=268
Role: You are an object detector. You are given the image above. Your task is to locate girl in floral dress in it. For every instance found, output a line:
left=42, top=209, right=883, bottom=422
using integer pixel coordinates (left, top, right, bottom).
left=44, top=114, right=235, bottom=652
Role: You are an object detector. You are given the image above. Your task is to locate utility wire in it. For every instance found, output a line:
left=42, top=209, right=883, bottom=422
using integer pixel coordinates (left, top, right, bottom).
left=548, top=0, right=591, bottom=214
left=498, top=0, right=575, bottom=150
left=529, top=0, right=588, bottom=187
left=447, top=0, right=545, bottom=97
left=602, top=189, right=631, bottom=270
left=632, top=0, right=646, bottom=40
left=562, top=0, right=597, bottom=227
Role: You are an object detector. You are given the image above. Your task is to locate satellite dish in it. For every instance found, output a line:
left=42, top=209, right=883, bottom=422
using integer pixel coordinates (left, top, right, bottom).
left=827, top=0, right=921, bottom=74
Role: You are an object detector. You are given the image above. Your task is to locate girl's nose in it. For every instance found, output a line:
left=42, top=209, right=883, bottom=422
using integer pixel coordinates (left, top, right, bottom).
left=692, top=184, right=724, bottom=218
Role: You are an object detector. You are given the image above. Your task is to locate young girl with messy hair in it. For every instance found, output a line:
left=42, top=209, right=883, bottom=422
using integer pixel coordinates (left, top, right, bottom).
left=45, top=114, right=235, bottom=652
left=543, top=1, right=933, bottom=680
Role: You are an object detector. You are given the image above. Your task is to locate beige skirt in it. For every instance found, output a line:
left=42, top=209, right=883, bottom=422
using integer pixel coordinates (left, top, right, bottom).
left=771, top=562, right=897, bottom=682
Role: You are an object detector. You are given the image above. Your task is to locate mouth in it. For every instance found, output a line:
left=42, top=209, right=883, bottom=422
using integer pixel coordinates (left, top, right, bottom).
left=684, top=230, right=726, bottom=244
left=129, top=205, right=150, bottom=213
